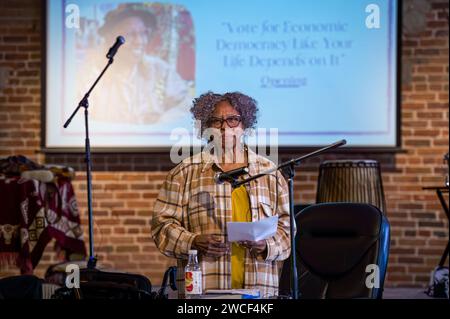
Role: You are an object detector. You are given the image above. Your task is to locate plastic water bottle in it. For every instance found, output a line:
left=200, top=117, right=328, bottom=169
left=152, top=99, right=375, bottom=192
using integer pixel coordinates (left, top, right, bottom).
left=185, top=250, right=202, bottom=299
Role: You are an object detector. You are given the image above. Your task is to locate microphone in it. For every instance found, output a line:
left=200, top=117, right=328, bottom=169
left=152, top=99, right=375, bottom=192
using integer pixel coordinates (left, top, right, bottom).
left=106, top=36, right=125, bottom=59
left=214, top=167, right=249, bottom=184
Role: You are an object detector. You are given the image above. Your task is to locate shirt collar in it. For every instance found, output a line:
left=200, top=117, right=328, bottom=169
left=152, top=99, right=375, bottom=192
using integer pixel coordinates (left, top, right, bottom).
left=199, top=145, right=261, bottom=175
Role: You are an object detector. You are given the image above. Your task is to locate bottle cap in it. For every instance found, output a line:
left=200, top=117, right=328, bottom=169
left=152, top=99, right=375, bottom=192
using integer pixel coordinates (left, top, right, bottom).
left=188, top=250, right=198, bottom=255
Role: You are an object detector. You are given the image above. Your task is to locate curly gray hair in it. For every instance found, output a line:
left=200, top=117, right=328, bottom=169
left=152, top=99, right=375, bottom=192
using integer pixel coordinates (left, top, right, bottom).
left=190, top=91, right=259, bottom=136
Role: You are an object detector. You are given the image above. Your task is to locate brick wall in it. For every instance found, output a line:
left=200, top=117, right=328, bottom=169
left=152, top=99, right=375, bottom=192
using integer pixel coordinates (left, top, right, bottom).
left=0, top=0, right=448, bottom=288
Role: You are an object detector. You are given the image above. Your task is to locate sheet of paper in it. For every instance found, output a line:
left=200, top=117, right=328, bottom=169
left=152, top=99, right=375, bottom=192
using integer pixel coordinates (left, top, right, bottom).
left=227, top=216, right=278, bottom=242
left=205, top=289, right=260, bottom=297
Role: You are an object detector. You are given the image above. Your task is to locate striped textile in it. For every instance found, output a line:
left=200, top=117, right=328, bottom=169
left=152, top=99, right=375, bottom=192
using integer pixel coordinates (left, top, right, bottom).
left=41, top=283, right=61, bottom=299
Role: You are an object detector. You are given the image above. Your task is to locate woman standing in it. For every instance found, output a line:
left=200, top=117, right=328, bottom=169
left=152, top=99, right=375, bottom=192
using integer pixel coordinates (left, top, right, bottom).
left=151, top=91, right=292, bottom=298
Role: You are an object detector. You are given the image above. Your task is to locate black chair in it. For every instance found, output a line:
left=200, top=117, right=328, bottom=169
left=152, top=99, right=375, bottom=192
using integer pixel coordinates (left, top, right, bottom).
left=280, top=202, right=390, bottom=299
left=0, top=275, right=43, bottom=299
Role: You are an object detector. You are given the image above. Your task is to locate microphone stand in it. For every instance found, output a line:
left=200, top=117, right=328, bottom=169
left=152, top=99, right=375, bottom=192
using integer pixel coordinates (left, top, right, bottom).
left=63, top=57, right=115, bottom=269
left=231, top=139, right=347, bottom=299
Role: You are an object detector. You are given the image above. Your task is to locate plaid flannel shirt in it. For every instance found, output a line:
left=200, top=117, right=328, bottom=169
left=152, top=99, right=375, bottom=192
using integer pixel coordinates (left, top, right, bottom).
left=151, top=147, right=293, bottom=298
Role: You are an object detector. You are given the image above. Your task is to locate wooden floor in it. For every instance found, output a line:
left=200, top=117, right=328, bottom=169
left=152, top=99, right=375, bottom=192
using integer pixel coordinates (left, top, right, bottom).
left=382, top=287, right=435, bottom=299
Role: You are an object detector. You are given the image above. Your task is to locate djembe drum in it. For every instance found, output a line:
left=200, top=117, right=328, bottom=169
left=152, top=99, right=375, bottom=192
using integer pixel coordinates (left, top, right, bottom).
left=316, top=160, right=387, bottom=214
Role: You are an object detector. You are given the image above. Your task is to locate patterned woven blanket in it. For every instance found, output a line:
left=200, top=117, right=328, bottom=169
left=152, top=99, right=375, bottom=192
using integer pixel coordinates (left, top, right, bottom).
left=0, top=174, right=86, bottom=274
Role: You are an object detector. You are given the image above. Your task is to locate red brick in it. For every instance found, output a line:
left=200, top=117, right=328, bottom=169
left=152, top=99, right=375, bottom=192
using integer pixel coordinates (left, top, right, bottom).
left=390, top=220, right=417, bottom=228
left=104, top=184, right=129, bottom=191
left=130, top=184, right=154, bottom=190
left=417, top=248, right=446, bottom=256
left=403, top=121, right=428, bottom=128
left=142, top=193, right=158, bottom=199
left=404, top=167, right=433, bottom=174
left=428, top=75, right=447, bottom=82
left=427, top=21, right=448, bottom=28
left=392, top=176, right=419, bottom=183
left=416, top=112, right=444, bottom=119
left=390, top=248, right=416, bottom=254
left=397, top=257, right=424, bottom=264
left=416, top=66, right=444, bottom=73
left=388, top=266, right=407, bottom=273
left=4, top=53, right=28, bottom=60
left=387, top=275, right=415, bottom=282
left=418, top=221, right=445, bottom=228
left=108, top=237, right=134, bottom=244
left=420, top=39, right=447, bottom=47
left=431, top=120, right=449, bottom=127
left=136, top=210, right=152, bottom=217
left=432, top=2, right=449, bottom=9
left=115, top=192, right=141, bottom=199
left=8, top=96, right=33, bottom=103
left=99, top=202, right=125, bottom=209
left=120, top=174, right=147, bottom=181
left=127, top=228, right=140, bottom=234
left=403, top=40, right=418, bottom=47
left=126, top=201, right=150, bottom=208
left=403, top=103, right=425, bottom=110
left=410, top=212, right=436, bottom=219
left=92, top=193, right=114, bottom=200
left=412, top=129, right=440, bottom=136
left=94, top=174, right=120, bottom=181
left=111, top=210, right=135, bottom=217
left=123, top=218, right=146, bottom=225
left=116, top=246, right=140, bottom=253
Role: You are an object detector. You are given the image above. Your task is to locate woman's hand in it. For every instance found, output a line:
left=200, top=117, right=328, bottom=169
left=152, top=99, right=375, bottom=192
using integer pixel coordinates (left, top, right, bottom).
left=238, top=240, right=267, bottom=257
left=192, top=234, right=229, bottom=258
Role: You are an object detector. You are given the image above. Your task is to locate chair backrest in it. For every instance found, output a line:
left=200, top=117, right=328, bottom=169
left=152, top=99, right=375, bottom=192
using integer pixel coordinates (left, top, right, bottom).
left=45, top=262, right=154, bottom=299
left=0, top=275, right=43, bottom=299
left=280, top=202, right=390, bottom=299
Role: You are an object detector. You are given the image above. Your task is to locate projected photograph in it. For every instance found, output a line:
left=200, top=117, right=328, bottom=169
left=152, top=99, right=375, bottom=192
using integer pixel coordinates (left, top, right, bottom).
left=46, top=1, right=196, bottom=148
left=74, top=3, right=195, bottom=126
left=45, top=0, right=398, bottom=149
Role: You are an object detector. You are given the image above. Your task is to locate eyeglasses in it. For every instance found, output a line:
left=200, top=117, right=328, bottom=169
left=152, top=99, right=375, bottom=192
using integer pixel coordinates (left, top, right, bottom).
left=208, top=115, right=242, bottom=128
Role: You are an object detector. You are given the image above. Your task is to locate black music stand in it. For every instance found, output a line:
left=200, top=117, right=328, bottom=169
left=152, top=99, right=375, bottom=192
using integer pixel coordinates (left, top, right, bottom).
left=63, top=55, right=115, bottom=269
